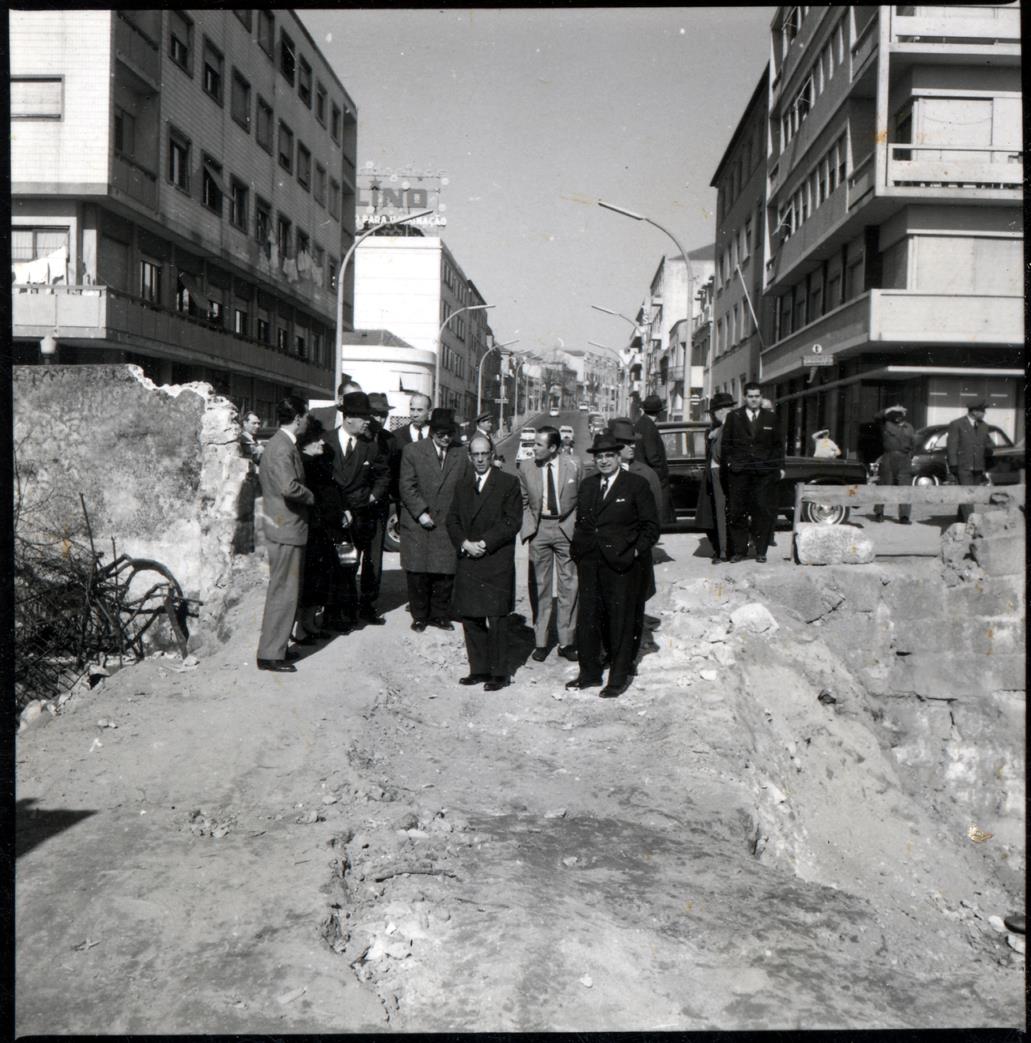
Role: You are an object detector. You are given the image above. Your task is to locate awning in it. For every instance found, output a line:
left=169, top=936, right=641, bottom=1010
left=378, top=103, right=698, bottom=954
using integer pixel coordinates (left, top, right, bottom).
left=775, top=366, right=1024, bottom=404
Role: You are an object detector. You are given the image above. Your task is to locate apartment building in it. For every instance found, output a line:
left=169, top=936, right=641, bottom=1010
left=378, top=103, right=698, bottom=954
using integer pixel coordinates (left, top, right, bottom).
left=352, top=234, right=499, bottom=424
left=760, top=4, right=1023, bottom=453
left=10, top=9, right=357, bottom=420
left=709, top=68, right=770, bottom=408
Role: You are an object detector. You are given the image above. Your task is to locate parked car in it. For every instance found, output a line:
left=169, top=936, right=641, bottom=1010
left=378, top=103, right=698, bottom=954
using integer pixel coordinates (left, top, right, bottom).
left=521, top=426, right=537, bottom=439
left=657, top=421, right=868, bottom=530
left=549, top=406, right=560, bottom=417
left=515, top=431, right=537, bottom=464
left=988, top=438, right=1025, bottom=486
left=910, top=424, right=1013, bottom=486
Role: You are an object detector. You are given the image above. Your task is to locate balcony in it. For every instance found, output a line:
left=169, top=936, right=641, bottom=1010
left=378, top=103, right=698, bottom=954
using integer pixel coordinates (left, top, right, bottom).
left=111, top=154, right=158, bottom=211
left=887, top=143, right=1023, bottom=194
left=13, top=285, right=333, bottom=392
left=890, top=5, right=1021, bottom=47
left=760, top=289, right=1023, bottom=382
left=114, top=13, right=160, bottom=88
left=851, top=12, right=879, bottom=79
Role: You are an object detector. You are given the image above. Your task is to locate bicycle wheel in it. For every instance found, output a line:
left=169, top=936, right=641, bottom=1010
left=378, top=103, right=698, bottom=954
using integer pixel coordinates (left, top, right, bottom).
left=119, top=559, right=190, bottom=658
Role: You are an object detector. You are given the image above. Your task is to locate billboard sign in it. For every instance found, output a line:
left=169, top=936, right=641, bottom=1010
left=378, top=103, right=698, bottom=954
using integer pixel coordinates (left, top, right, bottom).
left=356, top=164, right=448, bottom=232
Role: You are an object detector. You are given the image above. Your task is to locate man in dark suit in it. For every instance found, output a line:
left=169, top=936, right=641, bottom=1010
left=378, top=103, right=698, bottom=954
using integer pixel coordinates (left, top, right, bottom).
left=722, top=382, right=785, bottom=563
left=947, top=401, right=995, bottom=522
left=394, top=392, right=433, bottom=449
left=446, top=435, right=523, bottom=691
left=399, top=408, right=471, bottom=631
left=568, top=432, right=660, bottom=699
left=256, top=396, right=314, bottom=673
left=324, top=391, right=391, bottom=628
left=634, top=394, right=674, bottom=524
left=361, top=392, right=400, bottom=618
left=308, top=374, right=359, bottom=433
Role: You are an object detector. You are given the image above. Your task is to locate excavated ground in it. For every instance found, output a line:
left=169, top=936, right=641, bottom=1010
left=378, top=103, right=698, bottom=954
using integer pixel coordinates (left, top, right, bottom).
left=15, top=534, right=1025, bottom=1033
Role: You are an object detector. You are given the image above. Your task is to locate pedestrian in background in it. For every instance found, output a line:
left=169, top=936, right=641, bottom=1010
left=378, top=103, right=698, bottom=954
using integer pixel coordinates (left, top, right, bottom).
left=947, top=401, right=994, bottom=522
left=293, top=417, right=335, bottom=643
left=446, top=435, right=522, bottom=691
left=634, top=395, right=674, bottom=524
left=240, top=411, right=263, bottom=463
left=362, top=392, right=399, bottom=622
left=399, top=408, right=471, bottom=632
left=872, top=405, right=915, bottom=525
left=722, top=382, right=784, bottom=563
left=519, top=425, right=580, bottom=663
left=256, top=396, right=313, bottom=674
left=694, top=392, right=736, bottom=563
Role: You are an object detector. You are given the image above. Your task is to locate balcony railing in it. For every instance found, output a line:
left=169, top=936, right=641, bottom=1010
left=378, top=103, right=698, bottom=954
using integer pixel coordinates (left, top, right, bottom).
left=888, top=143, right=1023, bottom=190
left=111, top=153, right=158, bottom=210
left=891, top=5, right=1021, bottom=45
left=847, top=151, right=875, bottom=206
left=850, top=12, right=879, bottom=77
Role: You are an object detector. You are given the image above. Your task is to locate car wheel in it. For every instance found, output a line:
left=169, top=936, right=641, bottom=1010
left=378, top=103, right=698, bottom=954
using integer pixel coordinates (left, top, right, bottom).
left=800, top=499, right=850, bottom=525
left=384, top=513, right=401, bottom=553
left=911, top=474, right=939, bottom=487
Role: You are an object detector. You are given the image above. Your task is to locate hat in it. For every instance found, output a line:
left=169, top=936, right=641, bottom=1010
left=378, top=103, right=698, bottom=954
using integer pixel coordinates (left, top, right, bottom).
left=339, top=391, right=373, bottom=418
left=428, top=407, right=456, bottom=433
left=708, top=392, right=736, bottom=411
left=641, top=394, right=663, bottom=414
left=368, top=392, right=391, bottom=416
left=967, top=401, right=987, bottom=412
left=608, top=418, right=636, bottom=443
left=475, top=410, right=493, bottom=424
left=883, top=404, right=906, bottom=417
left=585, top=432, right=625, bottom=455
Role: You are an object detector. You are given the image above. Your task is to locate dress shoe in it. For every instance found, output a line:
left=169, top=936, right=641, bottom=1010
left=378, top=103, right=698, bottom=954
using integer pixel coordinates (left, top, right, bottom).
left=557, top=645, right=578, bottom=662
left=565, top=675, right=603, bottom=690
left=428, top=618, right=455, bottom=631
left=324, top=616, right=354, bottom=634
left=460, top=673, right=491, bottom=685
left=285, top=649, right=301, bottom=661
left=257, top=658, right=296, bottom=673
left=755, top=554, right=767, bottom=563
left=897, top=517, right=912, bottom=525
left=358, top=609, right=387, bottom=625
left=531, top=647, right=550, bottom=663
left=411, top=620, right=428, bottom=632
left=640, top=638, right=659, bottom=653
left=600, top=678, right=630, bottom=698
left=291, top=634, right=319, bottom=646
left=484, top=677, right=510, bottom=692
left=710, top=555, right=724, bottom=564
left=729, top=555, right=745, bottom=563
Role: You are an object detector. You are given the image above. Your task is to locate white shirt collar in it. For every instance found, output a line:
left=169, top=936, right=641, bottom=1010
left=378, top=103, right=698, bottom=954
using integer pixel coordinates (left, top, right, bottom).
left=282, top=427, right=298, bottom=445
left=476, top=470, right=489, bottom=491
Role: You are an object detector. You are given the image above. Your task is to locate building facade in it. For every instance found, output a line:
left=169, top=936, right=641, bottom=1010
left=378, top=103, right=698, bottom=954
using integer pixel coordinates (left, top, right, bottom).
left=694, top=275, right=716, bottom=410
left=352, top=234, right=498, bottom=425
left=10, top=9, right=358, bottom=421
left=760, top=4, right=1023, bottom=453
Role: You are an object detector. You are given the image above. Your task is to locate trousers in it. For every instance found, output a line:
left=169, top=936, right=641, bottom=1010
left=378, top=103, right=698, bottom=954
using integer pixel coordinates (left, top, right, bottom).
left=462, top=615, right=508, bottom=678
left=406, top=571, right=454, bottom=622
left=727, top=470, right=778, bottom=557
left=874, top=450, right=912, bottom=520
left=956, top=468, right=987, bottom=522
left=527, top=518, right=578, bottom=647
left=257, top=542, right=305, bottom=661
left=575, top=552, right=644, bottom=685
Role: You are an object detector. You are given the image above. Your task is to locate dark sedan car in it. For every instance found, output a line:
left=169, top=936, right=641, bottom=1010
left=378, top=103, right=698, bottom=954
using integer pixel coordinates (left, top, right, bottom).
left=910, top=424, right=1013, bottom=486
left=657, top=421, right=867, bottom=529
left=987, top=439, right=1025, bottom=486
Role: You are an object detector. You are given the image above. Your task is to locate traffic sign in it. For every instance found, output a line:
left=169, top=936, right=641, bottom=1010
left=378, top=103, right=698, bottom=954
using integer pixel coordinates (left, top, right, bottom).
left=802, top=355, right=834, bottom=367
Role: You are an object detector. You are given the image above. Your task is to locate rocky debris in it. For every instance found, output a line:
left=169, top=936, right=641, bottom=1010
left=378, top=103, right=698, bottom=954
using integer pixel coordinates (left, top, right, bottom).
left=187, top=808, right=235, bottom=838
left=729, top=602, right=779, bottom=635
left=794, top=524, right=875, bottom=565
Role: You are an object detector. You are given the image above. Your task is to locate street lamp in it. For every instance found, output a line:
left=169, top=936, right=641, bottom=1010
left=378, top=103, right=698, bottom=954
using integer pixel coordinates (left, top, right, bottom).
left=591, top=303, right=640, bottom=332
left=597, top=199, right=695, bottom=418
left=476, top=336, right=517, bottom=416
left=439, top=304, right=495, bottom=412
left=335, top=209, right=434, bottom=381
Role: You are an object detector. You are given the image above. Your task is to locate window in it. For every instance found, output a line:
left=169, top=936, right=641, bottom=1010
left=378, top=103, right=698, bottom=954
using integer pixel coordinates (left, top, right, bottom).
left=231, top=69, right=250, bottom=129
left=202, top=157, right=224, bottom=213
left=836, top=134, right=847, bottom=185
left=114, top=106, right=135, bottom=156
left=202, top=39, right=223, bottom=103
left=257, top=316, right=270, bottom=343
left=176, top=273, right=199, bottom=315
left=279, top=30, right=296, bottom=84
left=234, top=10, right=252, bottom=31
left=277, top=326, right=289, bottom=352
left=208, top=298, right=223, bottom=326
left=230, top=179, right=248, bottom=231
left=256, top=97, right=273, bottom=152
left=168, top=131, right=190, bottom=191
left=315, top=82, right=327, bottom=124
left=817, top=157, right=828, bottom=204
left=826, top=272, right=842, bottom=310
left=234, top=307, right=248, bottom=335
left=742, top=219, right=752, bottom=261
left=312, top=329, right=323, bottom=365
left=730, top=236, right=738, bottom=270
left=327, top=255, right=338, bottom=291
left=278, top=121, right=293, bottom=171
left=778, top=293, right=793, bottom=340
left=298, top=56, right=312, bottom=107
left=314, top=163, right=326, bottom=205
left=296, top=229, right=310, bottom=260
left=276, top=213, right=291, bottom=258
left=297, top=142, right=311, bottom=189
left=295, top=332, right=307, bottom=359
left=330, top=103, right=341, bottom=143
left=140, top=260, right=161, bottom=302
left=255, top=198, right=271, bottom=247
left=328, top=178, right=340, bottom=219
left=11, top=77, right=63, bottom=119
left=257, top=10, right=274, bottom=56
left=169, top=12, right=193, bottom=71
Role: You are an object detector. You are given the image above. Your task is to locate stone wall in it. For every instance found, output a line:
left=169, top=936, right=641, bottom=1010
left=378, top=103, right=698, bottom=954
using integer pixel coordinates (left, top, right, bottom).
left=13, top=365, right=254, bottom=649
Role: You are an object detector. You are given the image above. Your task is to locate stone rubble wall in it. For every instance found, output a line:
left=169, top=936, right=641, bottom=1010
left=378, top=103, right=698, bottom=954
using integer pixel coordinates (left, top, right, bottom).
left=13, top=364, right=255, bottom=651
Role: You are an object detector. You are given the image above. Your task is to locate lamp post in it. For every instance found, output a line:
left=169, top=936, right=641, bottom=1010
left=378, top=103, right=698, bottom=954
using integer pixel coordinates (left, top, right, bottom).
left=335, top=209, right=433, bottom=383
left=475, top=336, right=517, bottom=416
left=437, top=303, right=495, bottom=410
left=598, top=199, right=695, bottom=419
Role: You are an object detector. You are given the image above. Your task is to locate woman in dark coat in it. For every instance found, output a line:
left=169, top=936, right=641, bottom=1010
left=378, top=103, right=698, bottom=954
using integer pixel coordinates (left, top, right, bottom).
left=694, top=392, right=736, bottom=563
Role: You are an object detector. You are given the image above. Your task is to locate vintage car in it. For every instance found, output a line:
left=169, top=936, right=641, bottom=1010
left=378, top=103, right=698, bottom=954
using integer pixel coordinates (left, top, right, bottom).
left=657, top=421, right=868, bottom=528
left=549, top=407, right=560, bottom=417
left=515, top=430, right=537, bottom=464
left=910, top=424, right=1013, bottom=486
left=987, top=438, right=1025, bottom=486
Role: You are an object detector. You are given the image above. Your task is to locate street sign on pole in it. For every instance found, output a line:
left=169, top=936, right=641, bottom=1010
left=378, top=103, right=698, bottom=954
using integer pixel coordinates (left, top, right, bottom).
left=802, top=356, right=834, bottom=367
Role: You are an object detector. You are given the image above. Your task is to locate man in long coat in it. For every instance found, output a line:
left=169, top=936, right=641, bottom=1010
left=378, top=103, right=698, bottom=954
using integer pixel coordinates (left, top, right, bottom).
left=568, top=432, right=659, bottom=699
left=634, top=394, right=674, bottom=523
left=256, top=396, right=314, bottom=673
left=947, top=401, right=995, bottom=522
left=399, top=408, right=471, bottom=631
left=694, top=392, right=736, bottom=562
left=446, top=435, right=522, bottom=691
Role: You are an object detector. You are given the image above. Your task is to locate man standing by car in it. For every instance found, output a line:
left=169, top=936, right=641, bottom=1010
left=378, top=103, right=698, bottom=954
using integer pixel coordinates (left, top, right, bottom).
left=399, top=408, right=471, bottom=631
left=694, top=392, right=736, bottom=563
left=947, top=401, right=994, bottom=521
left=722, top=382, right=785, bottom=563
left=446, top=435, right=523, bottom=691
left=519, top=426, right=580, bottom=663
left=872, top=405, right=915, bottom=524
left=634, top=395, right=674, bottom=524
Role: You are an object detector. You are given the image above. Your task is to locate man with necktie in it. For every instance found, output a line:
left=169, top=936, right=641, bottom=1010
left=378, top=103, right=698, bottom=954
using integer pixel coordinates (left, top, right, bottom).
left=518, top=426, right=581, bottom=663
left=946, top=401, right=995, bottom=522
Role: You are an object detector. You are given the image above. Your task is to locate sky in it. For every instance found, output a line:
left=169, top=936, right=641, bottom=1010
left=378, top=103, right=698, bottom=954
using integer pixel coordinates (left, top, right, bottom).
left=300, top=7, right=776, bottom=361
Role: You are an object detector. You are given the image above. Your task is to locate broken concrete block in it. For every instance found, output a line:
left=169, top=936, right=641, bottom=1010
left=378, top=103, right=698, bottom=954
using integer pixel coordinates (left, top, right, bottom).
left=729, top=602, right=779, bottom=635
left=794, top=524, right=875, bottom=565
left=971, top=534, right=1025, bottom=578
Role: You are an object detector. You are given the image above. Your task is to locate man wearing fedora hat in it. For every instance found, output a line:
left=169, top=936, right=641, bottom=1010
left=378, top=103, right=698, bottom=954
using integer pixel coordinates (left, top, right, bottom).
left=324, top=391, right=391, bottom=629
left=634, top=394, right=674, bottom=524
left=568, top=431, right=659, bottom=699
left=947, top=400, right=994, bottom=521
left=695, top=393, right=736, bottom=561
left=872, top=405, right=915, bottom=524
left=357, top=393, right=400, bottom=621
left=467, top=410, right=504, bottom=467
left=399, top=407, right=472, bottom=631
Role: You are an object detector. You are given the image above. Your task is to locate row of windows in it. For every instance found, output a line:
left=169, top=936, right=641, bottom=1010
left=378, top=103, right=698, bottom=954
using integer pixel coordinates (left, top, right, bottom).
left=169, top=11, right=345, bottom=145
left=775, top=134, right=847, bottom=241
left=774, top=247, right=866, bottom=343
left=714, top=299, right=756, bottom=356
left=720, top=121, right=765, bottom=217
left=441, top=344, right=467, bottom=380
left=780, top=15, right=846, bottom=152
left=715, top=214, right=757, bottom=292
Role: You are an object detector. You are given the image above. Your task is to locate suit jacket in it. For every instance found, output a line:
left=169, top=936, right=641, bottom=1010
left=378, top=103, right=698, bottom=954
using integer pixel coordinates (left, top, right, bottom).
left=324, top=426, right=391, bottom=512
left=634, top=413, right=670, bottom=485
left=446, top=469, right=522, bottom=617
left=394, top=422, right=429, bottom=448
left=257, top=429, right=314, bottom=546
left=366, top=422, right=402, bottom=505
left=946, top=416, right=994, bottom=471
left=518, top=452, right=581, bottom=543
left=722, top=406, right=785, bottom=475
left=398, top=437, right=472, bottom=574
left=571, top=469, right=659, bottom=573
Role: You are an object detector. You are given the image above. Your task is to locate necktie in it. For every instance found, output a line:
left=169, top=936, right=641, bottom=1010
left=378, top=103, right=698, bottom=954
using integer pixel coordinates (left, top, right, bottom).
left=438, top=447, right=446, bottom=470
left=344, top=436, right=354, bottom=459
left=546, top=462, right=558, bottom=515
left=601, top=477, right=610, bottom=499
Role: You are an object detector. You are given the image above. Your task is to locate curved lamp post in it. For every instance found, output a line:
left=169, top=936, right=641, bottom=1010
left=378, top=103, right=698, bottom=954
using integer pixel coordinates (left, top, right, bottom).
left=335, top=209, right=433, bottom=380
left=476, top=336, right=517, bottom=416
left=438, top=303, right=495, bottom=410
